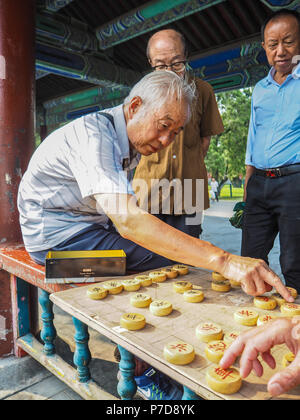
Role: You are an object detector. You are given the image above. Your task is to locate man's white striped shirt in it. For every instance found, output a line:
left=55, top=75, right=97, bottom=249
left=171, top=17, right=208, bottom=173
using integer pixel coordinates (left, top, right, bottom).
left=18, top=105, right=139, bottom=252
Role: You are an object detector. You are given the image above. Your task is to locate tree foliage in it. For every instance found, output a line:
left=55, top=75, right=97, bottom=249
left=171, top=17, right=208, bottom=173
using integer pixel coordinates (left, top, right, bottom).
left=205, top=88, right=253, bottom=183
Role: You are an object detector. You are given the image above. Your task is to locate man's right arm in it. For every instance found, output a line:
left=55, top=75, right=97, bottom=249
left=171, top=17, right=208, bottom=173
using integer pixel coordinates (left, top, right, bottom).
left=94, top=193, right=293, bottom=302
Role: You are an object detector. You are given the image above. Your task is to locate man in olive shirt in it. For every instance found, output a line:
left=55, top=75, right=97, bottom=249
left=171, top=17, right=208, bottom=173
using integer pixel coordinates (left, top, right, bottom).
left=134, top=29, right=224, bottom=236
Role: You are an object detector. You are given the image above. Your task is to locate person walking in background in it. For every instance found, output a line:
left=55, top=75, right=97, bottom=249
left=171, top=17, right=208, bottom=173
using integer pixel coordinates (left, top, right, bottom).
left=210, top=177, right=219, bottom=202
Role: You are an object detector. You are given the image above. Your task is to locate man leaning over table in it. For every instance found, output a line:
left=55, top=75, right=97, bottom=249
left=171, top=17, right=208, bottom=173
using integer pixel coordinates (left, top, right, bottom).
left=242, top=9, right=300, bottom=294
left=18, top=71, right=292, bottom=400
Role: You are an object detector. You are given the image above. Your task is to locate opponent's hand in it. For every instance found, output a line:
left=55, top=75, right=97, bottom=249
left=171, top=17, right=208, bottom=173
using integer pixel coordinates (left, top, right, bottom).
left=220, top=318, right=300, bottom=397
left=221, top=254, right=293, bottom=302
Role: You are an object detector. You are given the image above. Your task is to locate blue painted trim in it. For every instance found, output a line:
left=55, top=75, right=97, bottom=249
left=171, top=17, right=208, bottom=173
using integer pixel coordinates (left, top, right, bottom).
left=182, top=386, right=202, bottom=400
left=117, top=345, right=137, bottom=400
left=16, top=277, right=31, bottom=337
left=36, top=63, right=82, bottom=79
left=190, top=47, right=241, bottom=69
left=39, top=289, right=57, bottom=356
left=73, top=317, right=91, bottom=383
left=36, top=43, right=85, bottom=72
left=66, top=106, right=100, bottom=120
left=261, top=0, right=300, bottom=10
left=263, top=0, right=294, bottom=6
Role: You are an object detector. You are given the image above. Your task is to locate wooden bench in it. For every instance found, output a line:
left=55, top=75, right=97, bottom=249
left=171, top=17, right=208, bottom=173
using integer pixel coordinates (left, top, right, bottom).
left=0, top=246, right=117, bottom=400
left=0, top=246, right=200, bottom=400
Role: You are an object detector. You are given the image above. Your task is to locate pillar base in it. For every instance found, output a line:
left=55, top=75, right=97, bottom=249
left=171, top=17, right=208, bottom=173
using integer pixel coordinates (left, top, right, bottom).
left=0, top=271, right=14, bottom=357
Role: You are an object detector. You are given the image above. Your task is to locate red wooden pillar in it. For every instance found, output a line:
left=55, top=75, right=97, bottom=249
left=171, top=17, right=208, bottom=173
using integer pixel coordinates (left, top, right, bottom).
left=40, top=125, right=48, bottom=142
left=0, top=0, right=35, bottom=357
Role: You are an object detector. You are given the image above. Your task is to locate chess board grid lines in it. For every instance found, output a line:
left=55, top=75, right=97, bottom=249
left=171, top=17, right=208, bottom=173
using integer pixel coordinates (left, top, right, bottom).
left=51, top=268, right=300, bottom=400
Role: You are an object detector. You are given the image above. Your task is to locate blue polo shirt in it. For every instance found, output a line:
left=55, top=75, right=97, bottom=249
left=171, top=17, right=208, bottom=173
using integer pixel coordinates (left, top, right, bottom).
left=245, top=63, right=300, bottom=169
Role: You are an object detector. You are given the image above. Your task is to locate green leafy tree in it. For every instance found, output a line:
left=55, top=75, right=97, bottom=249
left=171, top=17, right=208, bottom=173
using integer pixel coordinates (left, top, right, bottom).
left=206, top=88, right=253, bottom=186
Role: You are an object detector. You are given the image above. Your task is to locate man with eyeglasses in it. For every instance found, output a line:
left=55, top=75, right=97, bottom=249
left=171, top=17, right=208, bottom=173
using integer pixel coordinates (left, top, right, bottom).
left=134, top=29, right=224, bottom=237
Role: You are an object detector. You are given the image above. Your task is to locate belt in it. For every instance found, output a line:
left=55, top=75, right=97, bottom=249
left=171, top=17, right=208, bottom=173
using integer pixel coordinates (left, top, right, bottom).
left=255, top=163, right=300, bottom=178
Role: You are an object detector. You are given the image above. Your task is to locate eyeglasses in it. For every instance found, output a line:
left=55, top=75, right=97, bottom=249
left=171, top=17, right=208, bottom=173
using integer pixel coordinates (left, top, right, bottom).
left=152, top=61, right=187, bottom=73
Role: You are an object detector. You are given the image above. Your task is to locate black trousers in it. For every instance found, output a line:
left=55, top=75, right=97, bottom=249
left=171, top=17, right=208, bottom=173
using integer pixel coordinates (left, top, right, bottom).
left=242, top=172, right=300, bottom=293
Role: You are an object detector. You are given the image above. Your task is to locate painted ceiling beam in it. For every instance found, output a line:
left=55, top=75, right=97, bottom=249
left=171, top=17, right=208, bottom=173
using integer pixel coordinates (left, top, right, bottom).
left=189, top=40, right=268, bottom=76
left=260, top=0, right=300, bottom=11
left=36, top=12, right=100, bottom=54
left=36, top=69, right=52, bottom=80
left=38, top=38, right=270, bottom=131
left=39, top=86, right=129, bottom=130
left=190, top=40, right=269, bottom=92
left=95, top=0, right=227, bottom=50
left=43, top=85, right=130, bottom=111
left=189, top=34, right=262, bottom=62
left=39, top=0, right=75, bottom=12
left=36, top=41, right=141, bottom=88
left=206, top=64, right=270, bottom=93
left=44, top=96, right=127, bottom=128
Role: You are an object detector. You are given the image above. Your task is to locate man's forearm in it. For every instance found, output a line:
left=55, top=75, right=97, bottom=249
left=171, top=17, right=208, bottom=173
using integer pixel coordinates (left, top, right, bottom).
left=94, top=193, right=293, bottom=301
left=132, top=213, right=226, bottom=270
left=116, top=208, right=228, bottom=272
left=95, top=193, right=228, bottom=272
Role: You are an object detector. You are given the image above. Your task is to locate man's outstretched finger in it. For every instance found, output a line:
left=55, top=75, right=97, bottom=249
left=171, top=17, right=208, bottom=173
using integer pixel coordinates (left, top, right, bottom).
left=220, top=338, right=246, bottom=370
left=261, top=268, right=294, bottom=303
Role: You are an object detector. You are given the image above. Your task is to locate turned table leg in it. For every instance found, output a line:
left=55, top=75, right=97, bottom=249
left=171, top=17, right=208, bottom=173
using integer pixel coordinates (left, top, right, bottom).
left=117, top=345, right=137, bottom=400
left=73, top=317, right=91, bottom=383
left=39, top=289, right=57, bottom=356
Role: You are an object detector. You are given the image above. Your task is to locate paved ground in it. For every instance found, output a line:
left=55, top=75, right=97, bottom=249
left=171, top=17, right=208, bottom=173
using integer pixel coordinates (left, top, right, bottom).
left=0, top=200, right=282, bottom=400
left=202, top=200, right=282, bottom=279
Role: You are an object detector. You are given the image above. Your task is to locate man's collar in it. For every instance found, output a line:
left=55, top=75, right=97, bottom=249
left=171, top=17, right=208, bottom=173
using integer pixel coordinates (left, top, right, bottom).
left=266, top=62, right=300, bottom=84
left=266, top=67, right=277, bottom=85
left=122, top=148, right=140, bottom=171
left=99, top=104, right=140, bottom=170
left=114, top=104, right=141, bottom=170
left=112, top=104, right=129, bottom=159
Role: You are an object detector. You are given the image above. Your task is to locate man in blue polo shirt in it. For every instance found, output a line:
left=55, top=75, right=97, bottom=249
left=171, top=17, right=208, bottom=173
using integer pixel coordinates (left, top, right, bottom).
left=243, top=9, right=300, bottom=293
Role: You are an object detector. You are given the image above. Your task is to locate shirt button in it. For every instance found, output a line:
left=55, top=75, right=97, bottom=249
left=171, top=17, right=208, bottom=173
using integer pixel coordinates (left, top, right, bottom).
left=173, top=155, right=177, bottom=159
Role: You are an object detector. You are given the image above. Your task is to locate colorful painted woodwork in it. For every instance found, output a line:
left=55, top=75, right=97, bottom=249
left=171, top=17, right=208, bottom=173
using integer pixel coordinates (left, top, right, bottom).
left=95, top=0, right=227, bottom=49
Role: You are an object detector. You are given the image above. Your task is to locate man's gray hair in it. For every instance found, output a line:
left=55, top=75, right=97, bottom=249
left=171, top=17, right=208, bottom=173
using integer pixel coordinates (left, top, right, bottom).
left=124, top=70, right=196, bottom=118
